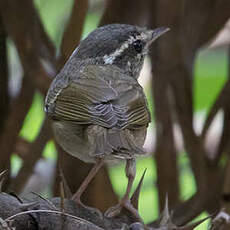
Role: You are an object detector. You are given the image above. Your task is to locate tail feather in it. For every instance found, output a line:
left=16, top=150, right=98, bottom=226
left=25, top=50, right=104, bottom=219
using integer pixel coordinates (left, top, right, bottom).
left=87, top=126, right=145, bottom=159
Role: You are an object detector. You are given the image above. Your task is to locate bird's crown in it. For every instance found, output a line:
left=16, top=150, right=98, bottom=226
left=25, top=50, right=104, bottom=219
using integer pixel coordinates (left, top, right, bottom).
left=70, top=24, right=169, bottom=78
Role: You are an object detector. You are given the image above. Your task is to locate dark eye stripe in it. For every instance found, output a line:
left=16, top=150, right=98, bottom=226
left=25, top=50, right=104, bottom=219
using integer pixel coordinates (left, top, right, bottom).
left=133, top=40, right=143, bottom=53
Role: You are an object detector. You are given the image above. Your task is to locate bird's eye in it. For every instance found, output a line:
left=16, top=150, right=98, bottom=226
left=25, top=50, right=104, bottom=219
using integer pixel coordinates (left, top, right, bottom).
left=133, top=40, right=143, bottom=53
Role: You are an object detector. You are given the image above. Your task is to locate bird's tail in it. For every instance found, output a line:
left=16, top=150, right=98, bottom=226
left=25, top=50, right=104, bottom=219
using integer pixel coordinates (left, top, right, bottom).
left=87, top=126, right=146, bottom=160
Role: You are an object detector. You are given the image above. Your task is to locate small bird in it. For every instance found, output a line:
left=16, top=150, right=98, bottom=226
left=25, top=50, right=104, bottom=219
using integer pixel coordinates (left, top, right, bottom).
left=45, top=24, right=169, bottom=220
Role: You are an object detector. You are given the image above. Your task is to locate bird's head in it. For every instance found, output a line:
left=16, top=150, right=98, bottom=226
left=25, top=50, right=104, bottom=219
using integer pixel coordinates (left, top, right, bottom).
left=71, top=24, right=169, bottom=79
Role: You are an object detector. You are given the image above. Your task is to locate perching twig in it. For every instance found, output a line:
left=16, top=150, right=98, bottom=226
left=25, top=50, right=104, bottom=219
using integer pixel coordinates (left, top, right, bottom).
left=4, top=209, right=103, bottom=229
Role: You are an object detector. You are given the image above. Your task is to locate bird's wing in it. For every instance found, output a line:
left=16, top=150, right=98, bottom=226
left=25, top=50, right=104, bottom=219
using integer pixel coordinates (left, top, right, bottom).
left=112, top=77, right=151, bottom=129
left=51, top=65, right=150, bottom=129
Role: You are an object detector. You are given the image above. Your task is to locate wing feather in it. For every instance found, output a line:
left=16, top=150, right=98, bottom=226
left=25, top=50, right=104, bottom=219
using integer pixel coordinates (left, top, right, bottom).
left=50, top=65, right=150, bottom=129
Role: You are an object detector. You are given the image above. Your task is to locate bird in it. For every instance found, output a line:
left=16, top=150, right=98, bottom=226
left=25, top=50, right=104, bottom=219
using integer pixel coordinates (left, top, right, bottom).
left=45, top=24, right=169, bottom=221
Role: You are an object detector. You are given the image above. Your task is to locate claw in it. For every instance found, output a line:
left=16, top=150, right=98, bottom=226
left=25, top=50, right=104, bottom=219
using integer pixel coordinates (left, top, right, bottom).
left=104, top=204, right=122, bottom=218
left=105, top=199, right=143, bottom=223
left=76, top=200, right=103, bottom=219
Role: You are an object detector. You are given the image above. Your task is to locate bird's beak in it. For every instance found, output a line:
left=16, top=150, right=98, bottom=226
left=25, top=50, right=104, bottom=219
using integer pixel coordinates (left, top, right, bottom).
left=146, top=27, right=170, bottom=44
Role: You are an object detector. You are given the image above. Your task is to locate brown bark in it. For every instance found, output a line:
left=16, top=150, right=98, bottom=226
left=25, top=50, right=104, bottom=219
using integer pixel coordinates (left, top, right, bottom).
left=60, top=0, right=88, bottom=63
left=0, top=76, right=35, bottom=188
left=149, top=0, right=230, bottom=224
left=10, top=118, right=52, bottom=193
left=0, top=0, right=57, bottom=95
left=15, top=137, right=31, bottom=159
left=0, top=184, right=208, bottom=229
left=0, top=0, right=55, bottom=60
left=209, top=44, right=230, bottom=230
left=0, top=0, right=57, bottom=190
left=100, top=0, right=151, bottom=26
left=0, top=15, right=9, bottom=134
left=149, top=0, right=181, bottom=211
left=203, top=48, right=230, bottom=164
left=151, top=61, right=180, bottom=210
left=0, top=191, right=134, bottom=230
left=201, top=82, right=230, bottom=139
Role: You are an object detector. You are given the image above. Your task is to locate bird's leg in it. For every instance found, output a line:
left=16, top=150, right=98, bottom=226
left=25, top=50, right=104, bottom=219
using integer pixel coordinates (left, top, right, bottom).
left=105, top=158, right=143, bottom=223
left=72, top=158, right=104, bottom=204
left=122, top=158, right=136, bottom=202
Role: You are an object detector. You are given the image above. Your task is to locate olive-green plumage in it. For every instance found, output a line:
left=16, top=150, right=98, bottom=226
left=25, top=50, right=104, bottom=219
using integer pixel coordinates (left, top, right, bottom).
left=46, top=62, right=150, bottom=163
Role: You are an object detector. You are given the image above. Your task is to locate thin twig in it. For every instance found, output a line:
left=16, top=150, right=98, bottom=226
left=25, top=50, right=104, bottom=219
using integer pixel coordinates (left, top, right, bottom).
left=59, top=168, right=72, bottom=199
left=0, top=216, right=12, bottom=230
left=4, top=209, right=103, bottom=229
left=60, top=181, right=66, bottom=213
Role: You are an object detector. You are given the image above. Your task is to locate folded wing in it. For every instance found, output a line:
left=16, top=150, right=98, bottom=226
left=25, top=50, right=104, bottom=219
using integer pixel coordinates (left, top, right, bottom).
left=51, top=65, right=150, bottom=129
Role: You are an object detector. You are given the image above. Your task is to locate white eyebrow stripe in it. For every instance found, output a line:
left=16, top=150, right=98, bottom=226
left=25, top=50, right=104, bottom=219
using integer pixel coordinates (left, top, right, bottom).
left=103, top=32, right=148, bottom=64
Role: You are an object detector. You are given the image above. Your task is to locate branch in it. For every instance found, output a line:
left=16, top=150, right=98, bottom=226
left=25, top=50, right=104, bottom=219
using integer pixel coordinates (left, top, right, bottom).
left=201, top=82, right=230, bottom=140
left=0, top=15, right=9, bottom=133
left=0, top=0, right=58, bottom=189
left=204, top=47, right=230, bottom=164
left=210, top=211, right=230, bottom=230
left=60, top=0, right=88, bottom=63
left=150, top=0, right=206, bottom=201
left=180, top=0, right=230, bottom=57
left=0, top=0, right=58, bottom=95
left=0, top=0, right=55, bottom=59
left=10, top=118, right=52, bottom=193
left=15, top=137, right=30, bottom=159
left=0, top=76, right=35, bottom=188
left=151, top=67, right=180, bottom=210
left=0, top=191, right=143, bottom=229
left=100, top=0, right=150, bottom=26
left=221, top=157, right=230, bottom=212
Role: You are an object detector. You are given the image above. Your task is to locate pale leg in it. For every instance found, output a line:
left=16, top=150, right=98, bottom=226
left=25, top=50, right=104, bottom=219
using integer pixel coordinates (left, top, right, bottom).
left=105, top=158, right=143, bottom=222
left=72, top=158, right=104, bottom=203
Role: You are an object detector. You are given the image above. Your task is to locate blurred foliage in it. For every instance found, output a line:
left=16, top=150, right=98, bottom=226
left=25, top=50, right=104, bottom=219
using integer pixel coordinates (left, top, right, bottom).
left=8, top=0, right=227, bottom=228
left=194, top=47, right=228, bottom=111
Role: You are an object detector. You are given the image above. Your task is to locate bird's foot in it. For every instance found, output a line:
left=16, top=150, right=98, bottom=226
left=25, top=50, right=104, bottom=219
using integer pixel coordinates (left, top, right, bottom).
left=104, top=198, right=143, bottom=223
left=74, top=197, right=103, bottom=219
